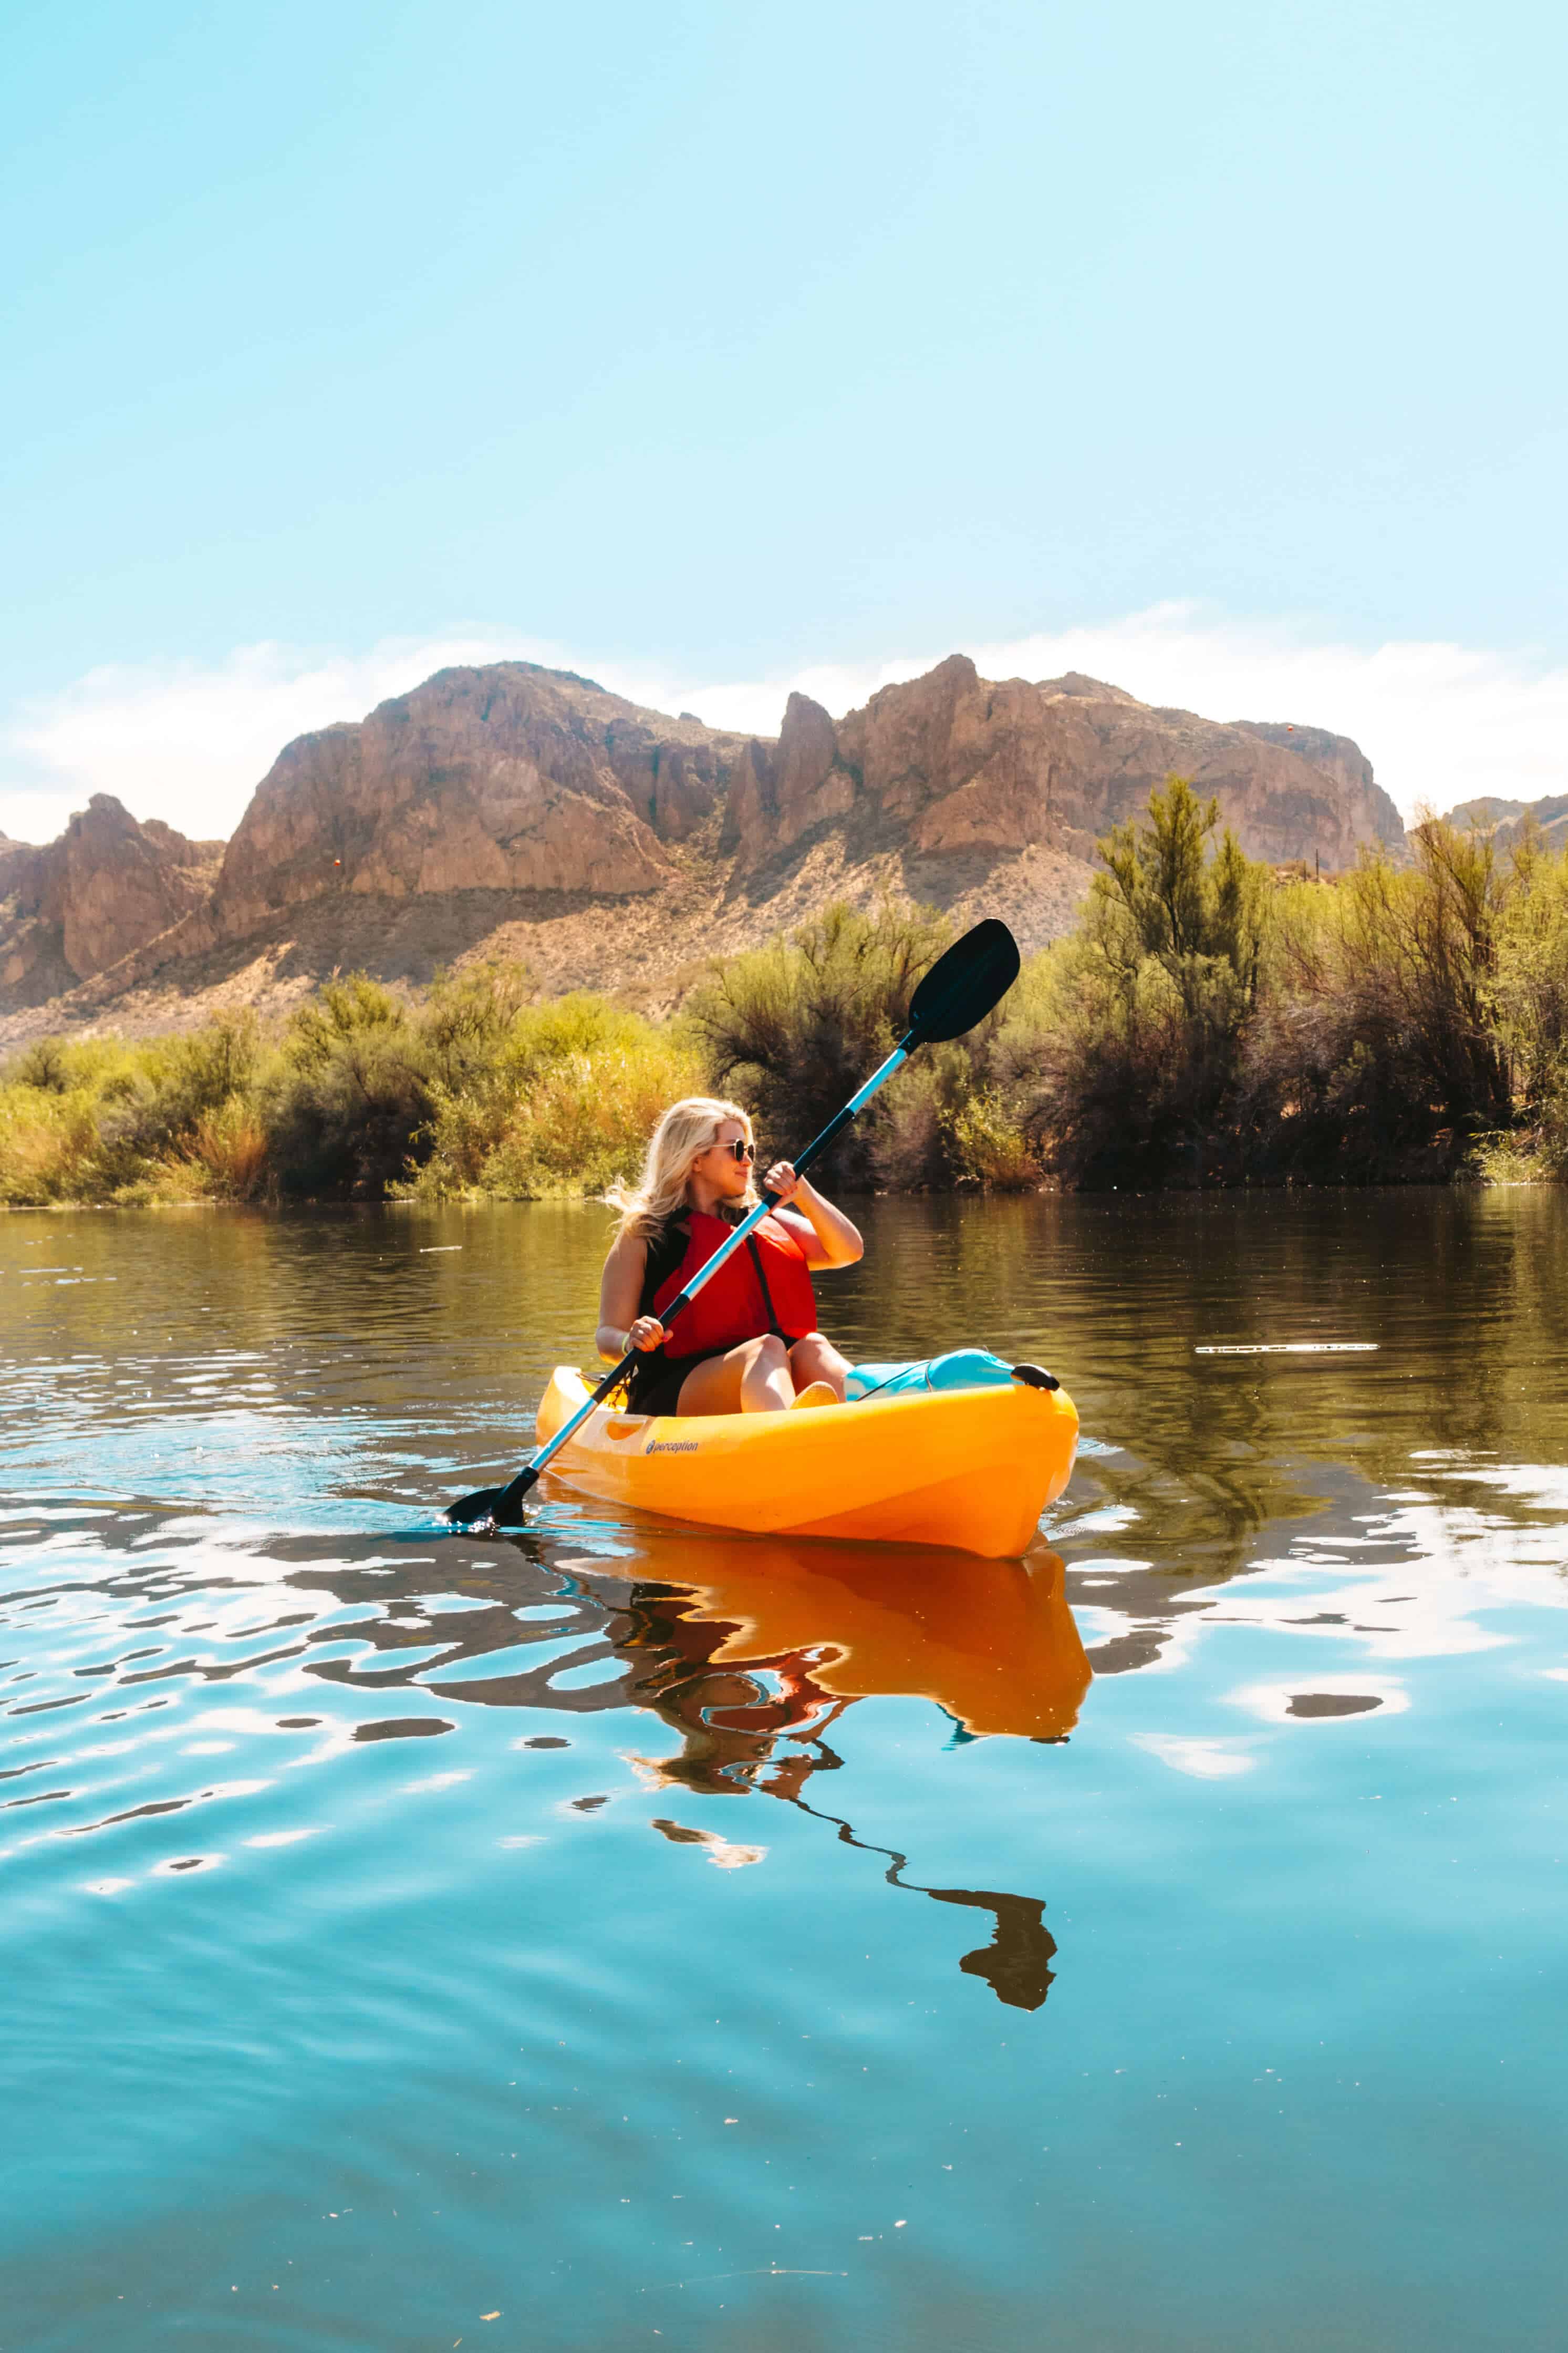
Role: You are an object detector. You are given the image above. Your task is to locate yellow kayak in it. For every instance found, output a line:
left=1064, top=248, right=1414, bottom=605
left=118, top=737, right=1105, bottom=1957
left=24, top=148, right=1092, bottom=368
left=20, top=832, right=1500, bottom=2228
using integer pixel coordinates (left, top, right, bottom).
left=533, top=1365, right=1079, bottom=1557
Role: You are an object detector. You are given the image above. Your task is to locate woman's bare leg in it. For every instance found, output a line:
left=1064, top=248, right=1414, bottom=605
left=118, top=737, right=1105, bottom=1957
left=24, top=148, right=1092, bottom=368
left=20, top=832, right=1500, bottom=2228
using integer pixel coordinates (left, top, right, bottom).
left=677, top=1334, right=795, bottom=1415
left=787, top=1333, right=851, bottom=1401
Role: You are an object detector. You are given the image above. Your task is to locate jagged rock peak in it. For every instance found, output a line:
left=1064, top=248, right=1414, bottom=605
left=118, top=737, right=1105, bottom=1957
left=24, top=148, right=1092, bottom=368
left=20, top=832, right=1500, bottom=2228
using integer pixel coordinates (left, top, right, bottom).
left=719, top=655, right=1406, bottom=874
left=0, top=792, right=222, bottom=1008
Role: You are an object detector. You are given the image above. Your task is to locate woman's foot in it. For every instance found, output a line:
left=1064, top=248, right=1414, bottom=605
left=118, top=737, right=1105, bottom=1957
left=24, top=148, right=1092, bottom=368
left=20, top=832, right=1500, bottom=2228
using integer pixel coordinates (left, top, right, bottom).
left=789, top=1380, right=840, bottom=1410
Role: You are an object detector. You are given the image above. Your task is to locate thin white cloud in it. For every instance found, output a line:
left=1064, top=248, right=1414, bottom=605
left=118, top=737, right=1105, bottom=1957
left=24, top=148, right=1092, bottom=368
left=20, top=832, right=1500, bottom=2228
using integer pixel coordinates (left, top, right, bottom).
left=4, top=605, right=1566, bottom=843
left=0, top=632, right=551, bottom=845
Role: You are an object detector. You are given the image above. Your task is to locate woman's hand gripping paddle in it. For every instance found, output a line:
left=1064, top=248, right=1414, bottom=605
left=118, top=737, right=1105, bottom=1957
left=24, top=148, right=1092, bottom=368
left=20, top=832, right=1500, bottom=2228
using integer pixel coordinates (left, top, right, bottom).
left=444, top=919, right=1022, bottom=1530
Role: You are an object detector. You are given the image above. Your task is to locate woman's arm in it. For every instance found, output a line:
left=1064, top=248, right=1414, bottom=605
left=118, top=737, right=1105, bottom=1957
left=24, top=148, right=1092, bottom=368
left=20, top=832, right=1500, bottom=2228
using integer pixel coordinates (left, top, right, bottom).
left=763, top=1163, right=863, bottom=1270
left=596, top=1230, right=666, bottom=1361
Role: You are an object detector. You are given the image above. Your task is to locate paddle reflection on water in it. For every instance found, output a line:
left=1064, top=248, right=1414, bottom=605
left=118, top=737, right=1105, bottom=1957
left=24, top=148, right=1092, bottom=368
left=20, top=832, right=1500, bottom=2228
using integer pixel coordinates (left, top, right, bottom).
left=606, top=1537, right=1088, bottom=2011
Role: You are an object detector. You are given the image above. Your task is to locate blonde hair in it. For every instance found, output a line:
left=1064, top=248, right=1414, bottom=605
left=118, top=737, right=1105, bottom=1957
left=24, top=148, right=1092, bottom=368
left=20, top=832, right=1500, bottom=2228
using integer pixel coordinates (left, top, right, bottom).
left=607, top=1096, right=757, bottom=1240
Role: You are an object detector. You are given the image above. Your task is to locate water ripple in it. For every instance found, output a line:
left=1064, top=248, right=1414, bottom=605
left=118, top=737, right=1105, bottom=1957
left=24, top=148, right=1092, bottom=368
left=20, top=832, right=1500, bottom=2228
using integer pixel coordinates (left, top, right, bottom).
left=3, top=1196, right=1567, bottom=2352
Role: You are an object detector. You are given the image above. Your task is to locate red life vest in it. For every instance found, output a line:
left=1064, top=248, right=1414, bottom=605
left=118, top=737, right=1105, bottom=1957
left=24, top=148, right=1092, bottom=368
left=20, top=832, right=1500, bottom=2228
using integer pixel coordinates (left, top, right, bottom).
left=649, top=1209, right=818, bottom=1359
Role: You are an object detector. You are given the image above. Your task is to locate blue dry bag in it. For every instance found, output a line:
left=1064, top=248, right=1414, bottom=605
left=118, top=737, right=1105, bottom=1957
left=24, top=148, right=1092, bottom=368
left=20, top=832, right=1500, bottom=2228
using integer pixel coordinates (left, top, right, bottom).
left=844, top=1348, right=1021, bottom=1401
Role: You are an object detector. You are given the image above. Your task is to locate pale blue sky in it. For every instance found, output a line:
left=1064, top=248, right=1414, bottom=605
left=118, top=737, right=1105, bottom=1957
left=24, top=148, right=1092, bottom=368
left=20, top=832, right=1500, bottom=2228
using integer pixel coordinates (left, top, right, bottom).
left=3, top=0, right=1565, bottom=837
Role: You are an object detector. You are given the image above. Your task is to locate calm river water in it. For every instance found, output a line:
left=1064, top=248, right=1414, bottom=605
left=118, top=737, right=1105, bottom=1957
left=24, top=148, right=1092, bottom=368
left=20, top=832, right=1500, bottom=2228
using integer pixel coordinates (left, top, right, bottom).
left=3, top=1193, right=1566, bottom=2351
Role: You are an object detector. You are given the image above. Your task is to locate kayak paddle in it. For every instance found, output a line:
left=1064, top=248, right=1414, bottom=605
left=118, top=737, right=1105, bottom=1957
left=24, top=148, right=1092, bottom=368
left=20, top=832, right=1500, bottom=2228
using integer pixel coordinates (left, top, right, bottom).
left=445, top=916, right=1022, bottom=1530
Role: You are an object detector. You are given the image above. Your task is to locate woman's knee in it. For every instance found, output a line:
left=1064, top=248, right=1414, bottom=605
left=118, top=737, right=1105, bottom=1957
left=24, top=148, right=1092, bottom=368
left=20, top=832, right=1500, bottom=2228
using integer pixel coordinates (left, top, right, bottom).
left=741, top=1333, right=789, bottom=1370
left=790, top=1334, right=849, bottom=1397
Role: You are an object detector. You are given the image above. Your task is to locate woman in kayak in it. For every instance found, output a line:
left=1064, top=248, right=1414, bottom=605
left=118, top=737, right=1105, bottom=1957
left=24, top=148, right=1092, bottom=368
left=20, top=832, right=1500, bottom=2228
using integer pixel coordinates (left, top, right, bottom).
left=598, top=1096, right=862, bottom=1416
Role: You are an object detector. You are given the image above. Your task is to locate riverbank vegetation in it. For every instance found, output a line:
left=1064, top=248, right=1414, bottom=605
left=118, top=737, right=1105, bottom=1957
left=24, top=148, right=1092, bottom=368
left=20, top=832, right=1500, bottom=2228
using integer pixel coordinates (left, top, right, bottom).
left=4, top=782, right=1566, bottom=1205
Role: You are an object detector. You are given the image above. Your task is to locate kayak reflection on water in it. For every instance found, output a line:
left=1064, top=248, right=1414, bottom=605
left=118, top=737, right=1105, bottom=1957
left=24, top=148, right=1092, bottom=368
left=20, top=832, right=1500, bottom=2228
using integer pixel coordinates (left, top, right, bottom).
left=616, top=1538, right=1089, bottom=1755
left=167, top=1511, right=1090, bottom=2013
left=608, top=1539, right=1089, bottom=2011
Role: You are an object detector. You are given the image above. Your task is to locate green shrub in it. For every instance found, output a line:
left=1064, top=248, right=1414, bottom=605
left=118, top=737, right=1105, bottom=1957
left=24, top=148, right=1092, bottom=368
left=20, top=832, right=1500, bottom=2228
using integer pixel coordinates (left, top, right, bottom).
left=263, top=978, right=430, bottom=1197
left=1490, top=833, right=1568, bottom=1115
left=0, top=1016, right=266, bottom=1203
left=1241, top=824, right=1531, bottom=1182
left=0, top=1084, right=106, bottom=1204
left=96, top=1014, right=264, bottom=1187
left=686, top=900, right=962, bottom=1185
left=1474, top=1089, right=1568, bottom=1184
left=398, top=991, right=703, bottom=1202
left=153, top=1097, right=273, bottom=1202
left=863, top=1058, right=953, bottom=1190
left=944, top=1085, right=1045, bottom=1190
left=1012, top=781, right=1269, bottom=1188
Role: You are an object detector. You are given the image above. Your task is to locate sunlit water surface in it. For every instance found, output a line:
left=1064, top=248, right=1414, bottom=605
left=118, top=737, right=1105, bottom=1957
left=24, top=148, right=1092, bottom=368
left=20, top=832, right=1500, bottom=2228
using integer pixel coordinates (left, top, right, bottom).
left=3, top=1193, right=1566, bottom=2352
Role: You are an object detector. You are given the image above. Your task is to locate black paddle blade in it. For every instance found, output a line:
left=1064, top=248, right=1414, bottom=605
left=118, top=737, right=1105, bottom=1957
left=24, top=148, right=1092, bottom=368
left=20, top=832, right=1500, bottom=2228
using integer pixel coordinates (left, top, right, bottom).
left=445, top=1463, right=540, bottom=1530
left=445, top=1484, right=504, bottom=1529
left=907, top=918, right=1021, bottom=1045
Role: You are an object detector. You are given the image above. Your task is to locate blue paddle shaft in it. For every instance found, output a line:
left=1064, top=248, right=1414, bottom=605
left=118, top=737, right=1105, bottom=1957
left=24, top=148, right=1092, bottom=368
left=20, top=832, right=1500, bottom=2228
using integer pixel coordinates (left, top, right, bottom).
left=521, top=1038, right=911, bottom=1484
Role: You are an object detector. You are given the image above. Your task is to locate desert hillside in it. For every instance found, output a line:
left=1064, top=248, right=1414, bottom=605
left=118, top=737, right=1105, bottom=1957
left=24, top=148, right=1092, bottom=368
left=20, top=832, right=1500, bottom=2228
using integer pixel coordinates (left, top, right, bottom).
left=0, top=654, right=1406, bottom=1043
left=1441, top=792, right=1568, bottom=853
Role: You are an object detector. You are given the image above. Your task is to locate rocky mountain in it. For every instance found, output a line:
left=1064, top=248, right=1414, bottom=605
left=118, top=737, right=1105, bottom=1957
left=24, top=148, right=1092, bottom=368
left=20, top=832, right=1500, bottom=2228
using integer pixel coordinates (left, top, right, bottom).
left=0, top=796, right=223, bottom=1011
left=1442, top=793, right=1568, bottom=853
left=0, top=655, right=1407, bottom=1039
left=206, top=663, right=753, bottom=936
left=723, top=659, right=1404, bottom=874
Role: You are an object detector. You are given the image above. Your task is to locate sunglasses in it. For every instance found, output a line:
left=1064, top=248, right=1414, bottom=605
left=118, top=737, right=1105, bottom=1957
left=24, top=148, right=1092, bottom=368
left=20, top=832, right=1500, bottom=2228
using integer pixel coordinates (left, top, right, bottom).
left=712, top=1137, right=755, bottom=1163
